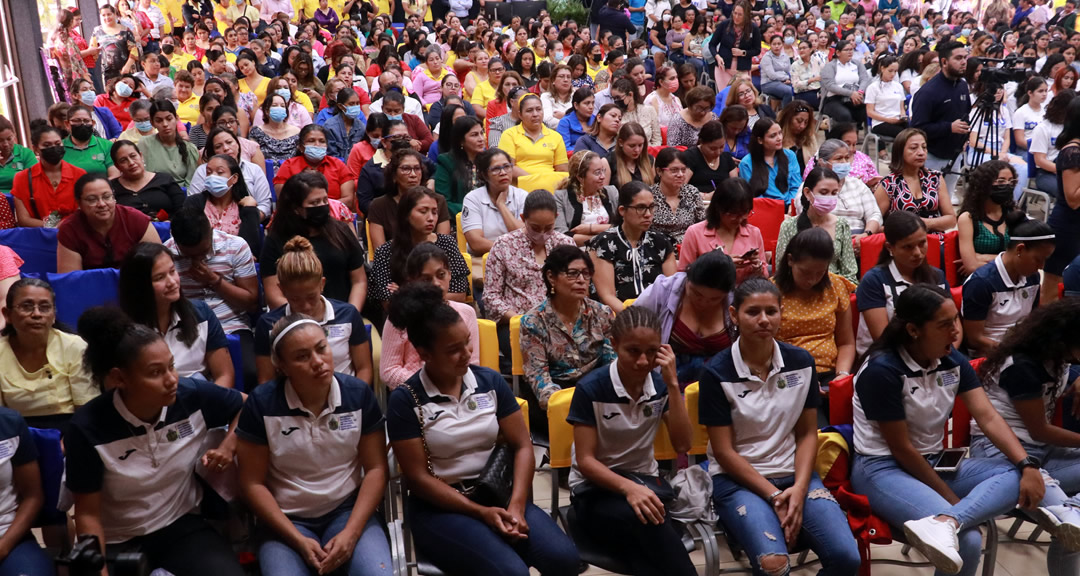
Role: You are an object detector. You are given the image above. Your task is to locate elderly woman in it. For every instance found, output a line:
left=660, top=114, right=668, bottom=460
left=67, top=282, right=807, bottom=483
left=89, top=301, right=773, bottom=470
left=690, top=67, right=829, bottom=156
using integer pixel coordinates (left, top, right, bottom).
left=808, top=139, right=882, bottom=241
left=57, top=174, right=161, bottom=272
left=668, top=86, right=718, bottom=147
left=873, top=128, right=957, bottom=233
left=650, top=148, right=706, bottom=244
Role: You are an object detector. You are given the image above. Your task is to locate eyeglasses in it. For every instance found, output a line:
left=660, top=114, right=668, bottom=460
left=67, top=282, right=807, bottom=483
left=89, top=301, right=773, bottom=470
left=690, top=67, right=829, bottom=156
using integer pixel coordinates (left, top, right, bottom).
left=562, top=269, right=592, bottom=280
left=628, top=203, right=658, bottom=215
left=663, top=167, right=688, bottom=175
left=82, top=194, right=116, bottom=205
left=993, top=179, right=1019, bottom=187
left=216, top=118, right=239, bottom=127
left=489, top=163, right=513, bottom=174
left=398, top=165, right=422, bottom=174
left=15, top=302, right=53, bottom=315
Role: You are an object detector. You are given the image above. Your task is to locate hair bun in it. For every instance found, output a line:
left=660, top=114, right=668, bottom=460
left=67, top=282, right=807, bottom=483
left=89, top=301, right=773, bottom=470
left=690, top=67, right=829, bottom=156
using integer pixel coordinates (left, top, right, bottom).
left=282, top=235, right=315, bottom=254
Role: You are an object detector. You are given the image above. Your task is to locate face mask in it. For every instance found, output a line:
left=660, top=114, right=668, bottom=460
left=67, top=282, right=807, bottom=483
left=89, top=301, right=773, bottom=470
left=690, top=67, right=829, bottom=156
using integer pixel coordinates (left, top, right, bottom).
left=665, top=79, right=679, bottom=92
left=70, top=124, right=94, bottom=142
left=115, top=82, right=134, bottom=98
left=135, top=120, right=153, bottom=133
left=614, top=98, right=627, bottom=111
left=524, top=225, right=550, bottom=246
left=304, top=145, right=327, bottom=162
left=555, top=49, right=565, bottom=60
left=40, top=145, right=65, bottom=165
left=830, top=162, right=852, bottom=180
left=387, top=114, right=403, bottom=121
left=662, top=13, right=671, bottom=22
left=80, top=90, right=96, bottom=106
left=204, top=174, right=232, bottom=197
left=268, top=106, right=288, bottom=122
left=990, top=184, right=1014, bottom=204
left=162, top=44, right=174, bottom=55
left=305, top=203, right=331, bottom=227
left=591, top=53, right=602, bottom=62
left=961, top=28, right=971, bottom=37
left=369, top=137, right=382, bottom=148
left=275, top=88, right=291, bottom=101
left=854, top=35, right=863, bottom=44
left=811, top=193, right=837, bottom=213
left=344, top=105, right=363, bottom=119
left=784, top=36, right=795, bottom=45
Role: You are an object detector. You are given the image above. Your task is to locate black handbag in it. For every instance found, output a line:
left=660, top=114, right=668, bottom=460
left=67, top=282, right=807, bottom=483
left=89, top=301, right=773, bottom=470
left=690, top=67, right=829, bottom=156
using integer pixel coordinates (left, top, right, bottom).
left=406, top=383, right=515, bottom=508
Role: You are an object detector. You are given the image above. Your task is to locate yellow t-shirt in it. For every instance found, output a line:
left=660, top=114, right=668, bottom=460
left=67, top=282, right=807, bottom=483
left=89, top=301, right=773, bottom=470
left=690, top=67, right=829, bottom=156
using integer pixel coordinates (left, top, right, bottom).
left=497, top=124, right=567, bottom=175
left=291, top=0, right=306, bottom=21
left=403, top=0, right=432, bottom=21
left=154, top=0, right=183, bottom=35
left=304, top=0, right=345, bottom=17
left=240, top=75, right=271, bottom=106
left=469, top=74, right=497, bottom=110
left=0, top=330, right=98, bottom=418
left=168, top=51, right=195, bottom=72
left=373, top=0, right=391, bottom=16
left=225, top=4, right=261, bottom=25
left=587, top=62, right=603, bottom=80
left=292, top=90, right=315, bottom=114
left=176, top=94, right=201, bottom=125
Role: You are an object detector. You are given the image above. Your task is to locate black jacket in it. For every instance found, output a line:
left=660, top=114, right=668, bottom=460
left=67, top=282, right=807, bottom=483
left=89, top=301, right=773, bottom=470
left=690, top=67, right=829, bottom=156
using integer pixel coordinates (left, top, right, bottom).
left=708, top=20, right=762, bottom=72
left=596, top=5, right=638, bottom=40
left=910, top=72, right=971, bottom=161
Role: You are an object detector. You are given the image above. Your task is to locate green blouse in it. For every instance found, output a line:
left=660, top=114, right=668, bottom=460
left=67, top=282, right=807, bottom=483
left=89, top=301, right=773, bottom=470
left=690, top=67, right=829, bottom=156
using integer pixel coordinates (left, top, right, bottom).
left=775, top=215, right=860, bottom=285
left=137, top=136, right=199, bottom=189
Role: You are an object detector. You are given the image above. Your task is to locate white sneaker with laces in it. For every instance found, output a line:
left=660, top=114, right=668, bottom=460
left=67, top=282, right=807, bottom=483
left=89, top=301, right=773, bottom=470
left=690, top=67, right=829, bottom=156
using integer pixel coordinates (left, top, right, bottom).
left=903, top=516, right=964, bottom=575
left=1031, top=505, right=1080, bottom=552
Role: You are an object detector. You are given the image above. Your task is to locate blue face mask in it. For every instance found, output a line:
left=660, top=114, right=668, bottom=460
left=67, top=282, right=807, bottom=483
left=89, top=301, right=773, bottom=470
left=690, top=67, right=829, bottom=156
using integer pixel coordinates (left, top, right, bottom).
left=831, top=162, right=852, bottom=180
left=387, top=114, right=403, bottom=121
left=344, top=105, right=363, bottom=119
left=854, top=35, right=863, bottom=44
left=304, top=145, right=327, bottom=162
left=275, top=88, right=291, bottom=101
left=783, top=36, right=795, bottom=45
left=369, top=137, right=381, bottom=148
left=204, top=174, right=232, bottom=197
left=80, top=90, right=96, bottom=106
left=115, top=82, right=134, bottom=98
left=268, top=106, right=288, bottom=122
left=135, top=120, right=153, bottom=133
left=961, top=28, right=971, bottom=37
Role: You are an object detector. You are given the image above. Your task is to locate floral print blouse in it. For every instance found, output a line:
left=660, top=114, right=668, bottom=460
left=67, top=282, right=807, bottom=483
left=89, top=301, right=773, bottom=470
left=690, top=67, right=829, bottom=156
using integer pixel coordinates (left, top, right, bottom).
left=520, top=297, right=615, bottom=409
left=775, top=216, right=859, bottom=285
left=482, top=228, right=577, bottom=322
left=650, top=183, right=706, bottom=244
left=587, top=226, right=675, bottom=301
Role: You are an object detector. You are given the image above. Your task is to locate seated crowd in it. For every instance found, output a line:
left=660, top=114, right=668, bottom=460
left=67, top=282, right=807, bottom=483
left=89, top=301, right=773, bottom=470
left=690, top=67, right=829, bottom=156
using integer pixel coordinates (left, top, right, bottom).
left=4, top=1, right=1080, bottom=575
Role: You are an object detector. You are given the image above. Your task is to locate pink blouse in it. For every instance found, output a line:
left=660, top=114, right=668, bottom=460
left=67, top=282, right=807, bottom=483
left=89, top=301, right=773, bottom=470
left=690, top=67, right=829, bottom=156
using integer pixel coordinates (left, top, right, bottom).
left=379, top=300, right=480, bottom=389
left=678, top=220, right=767, bottom=284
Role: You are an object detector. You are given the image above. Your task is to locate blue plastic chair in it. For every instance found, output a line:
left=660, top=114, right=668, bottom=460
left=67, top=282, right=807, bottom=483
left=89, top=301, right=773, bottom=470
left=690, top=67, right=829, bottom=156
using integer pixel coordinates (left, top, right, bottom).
left=227, top=333, right=244, bottom=392
left=265, top=159, right=277, bottom=202
left=28, top=427, right=66, bottom=527
left=153, top=221, right=172, bottom=243
left=46, top=269, right=121, bottom=328
left=0, top=228, right=58, bottom=275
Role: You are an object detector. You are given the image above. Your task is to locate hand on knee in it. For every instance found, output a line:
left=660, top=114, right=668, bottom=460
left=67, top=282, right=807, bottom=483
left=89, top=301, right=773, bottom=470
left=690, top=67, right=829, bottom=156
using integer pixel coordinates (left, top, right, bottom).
left=758, top=553, right=790, bottom=576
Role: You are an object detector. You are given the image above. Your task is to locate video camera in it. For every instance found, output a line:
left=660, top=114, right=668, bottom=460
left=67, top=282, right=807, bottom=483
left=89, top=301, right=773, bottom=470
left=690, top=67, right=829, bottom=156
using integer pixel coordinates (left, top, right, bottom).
left=57, top=535, right=149, bottom=576
left=977, top=54, right=1038, bottom=87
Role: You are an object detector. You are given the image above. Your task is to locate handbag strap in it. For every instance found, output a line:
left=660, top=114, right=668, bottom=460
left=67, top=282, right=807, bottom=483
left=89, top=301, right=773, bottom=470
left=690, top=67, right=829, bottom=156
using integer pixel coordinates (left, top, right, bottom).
left=24, top=168, right=39, bottom=220
left=405, top=383, right=442, bottom=481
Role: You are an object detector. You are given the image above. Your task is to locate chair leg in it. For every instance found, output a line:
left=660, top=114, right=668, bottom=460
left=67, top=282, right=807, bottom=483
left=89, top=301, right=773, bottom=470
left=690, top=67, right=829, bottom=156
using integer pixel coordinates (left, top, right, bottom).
left=901, top=543, right=912, bottom=555
left=981, top=520, right=998, bottom=576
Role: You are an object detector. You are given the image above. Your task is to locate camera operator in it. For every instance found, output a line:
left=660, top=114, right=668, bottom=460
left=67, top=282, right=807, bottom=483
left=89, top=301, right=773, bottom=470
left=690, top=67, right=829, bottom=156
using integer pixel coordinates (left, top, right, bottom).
left=596, top=0, right=638, bottom=45
left=911, top=40, right=971, bottom=193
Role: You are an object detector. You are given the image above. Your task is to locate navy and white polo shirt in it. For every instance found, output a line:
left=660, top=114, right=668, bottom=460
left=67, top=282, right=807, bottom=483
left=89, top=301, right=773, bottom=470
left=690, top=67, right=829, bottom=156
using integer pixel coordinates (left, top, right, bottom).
left=699, top=339, right=819, bottom=478
left=962, top=255, right=1040, bottom=344
left=236, top=373, right=384, bottom=518
left=567, top=362, right=669, bottom=491
left=386, top=366, right=519, bottom=484
left=853, top=347, right=980, bottom=457
left=972, top=354, right=1080, bottom=446
left=255, top=297, right=369, bottom=378
left=855, top=262, right=949, bottom=354
left=166, top=300, right=229, bottom=379
left=0, top=407, right=37, bottom=535
left=65, top=379, right=244, bottom=544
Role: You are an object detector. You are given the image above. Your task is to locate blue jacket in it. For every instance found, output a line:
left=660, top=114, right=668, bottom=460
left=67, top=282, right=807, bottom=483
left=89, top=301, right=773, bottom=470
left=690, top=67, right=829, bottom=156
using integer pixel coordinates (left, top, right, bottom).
left=910, top=72, right=970, bottom=161
left=557, top=113, right=593, bottom=152
left=324, top=112, right=367, bottom=161
left=94, top=107, right=122, bottom=140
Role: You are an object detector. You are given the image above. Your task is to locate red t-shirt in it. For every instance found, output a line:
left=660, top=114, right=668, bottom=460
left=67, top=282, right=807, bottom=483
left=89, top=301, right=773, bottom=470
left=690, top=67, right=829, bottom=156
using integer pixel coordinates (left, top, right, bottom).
left=94, top=94, right=137, bottom=126
left=273, top=156, right=357, bottom=203
left=58, top=204, right=152, bottom=270
left=10, top=162, right=85, bottom=221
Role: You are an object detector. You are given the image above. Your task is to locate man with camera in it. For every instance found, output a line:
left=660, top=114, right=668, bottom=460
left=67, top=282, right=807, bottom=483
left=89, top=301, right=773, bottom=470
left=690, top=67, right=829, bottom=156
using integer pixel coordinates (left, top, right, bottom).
left=911, top=40, right=970, bottom=196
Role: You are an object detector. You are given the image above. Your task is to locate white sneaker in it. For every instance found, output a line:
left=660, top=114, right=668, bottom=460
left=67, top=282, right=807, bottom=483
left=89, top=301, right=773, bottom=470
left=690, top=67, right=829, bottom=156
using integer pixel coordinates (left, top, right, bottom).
left=903, top=516, right=964, bottom=575
left=1031, top=506, right=1080, bottom=552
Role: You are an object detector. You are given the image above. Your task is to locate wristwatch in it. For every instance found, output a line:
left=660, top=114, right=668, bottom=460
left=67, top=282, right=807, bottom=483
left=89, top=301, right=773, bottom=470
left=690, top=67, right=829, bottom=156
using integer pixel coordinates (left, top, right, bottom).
left=1014, top=456, right=1041, bottom=472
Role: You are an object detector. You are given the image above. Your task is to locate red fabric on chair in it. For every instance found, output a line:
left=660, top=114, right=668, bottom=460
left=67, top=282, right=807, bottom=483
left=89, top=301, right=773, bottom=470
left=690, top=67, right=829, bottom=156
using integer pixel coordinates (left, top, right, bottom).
left=829, top=374, right=855, bottom=428
left=941, top=230, right=961, bottom=287
left=661, top=125, right=668, bottom=146
left=950, top=286, right=963, bottom=317
left=850, top=293, right=859, bottom=335
left=858, top=233, right=887, bottom=278
left=749, top=197, right=786, bottom=262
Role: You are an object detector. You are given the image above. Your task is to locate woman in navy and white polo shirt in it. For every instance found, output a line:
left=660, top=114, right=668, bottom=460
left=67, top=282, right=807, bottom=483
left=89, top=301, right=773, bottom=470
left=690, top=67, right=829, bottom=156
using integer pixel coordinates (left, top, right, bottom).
left=0, top=406, right=55, bottom=576
left=237, top=314, right=391, bottom=576
left=569, top=307, right=697, bottom=576
left=385, top=283, right=580, bottom=576
left=971, top=299, right=1080, bottom=576
left=65, top=308, right=245, bottom=576
left=855, top=211, right=950, bottom=355
left=254, top=236, right=373, bottom=386
left=851, top=285, right=1046, bottom=576
left=119, top=242, right=234, bottom=388
left=961, top=216, right=1055, bottom=357
left=701, top=278, right=861, bottom=576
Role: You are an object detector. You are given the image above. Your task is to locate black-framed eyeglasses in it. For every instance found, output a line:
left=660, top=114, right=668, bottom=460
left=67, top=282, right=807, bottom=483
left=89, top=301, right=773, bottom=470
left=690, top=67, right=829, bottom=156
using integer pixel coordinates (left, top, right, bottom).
left=627, top=203, right=658, bottom=215
left=563, top=269, right=592, bottom=280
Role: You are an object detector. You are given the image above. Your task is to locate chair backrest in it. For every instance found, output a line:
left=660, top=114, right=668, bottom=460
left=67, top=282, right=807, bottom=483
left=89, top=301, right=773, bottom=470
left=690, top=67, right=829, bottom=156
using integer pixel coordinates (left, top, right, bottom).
left=510, top=315, right=524, bottom=376
left=950, top=286, right=963, bottom=317
left=462, top=252, right=473, bottom=304
left=265, top=159, right=276, bottom=200
left=477, top=319, right=499, bottom=371
left=547, top=387, right=576, bottom=469
left=925, top=233, right=942, bottom=269
left=652, top=418, right=677, bottom=461
left=516, top=397, right=529, bottom=432
left=830, top=374, right=856, bottom=427
left=226, top=333, right=244, bottom=393
left=684, top=382, right=709, bottom=456
left=949, top=358, right=984, bottom=449
left=849, top=292, right=859, bottom=335
left=622, top=298, right=636, bottom=308
left=940, top=230, right=960, bottom=287
left=858, top=233, right=887, bottom=278
left=455, top=212, right=466, bottom=253
left=365, top=220, right=374, bottom=262
left=0, top=227, right=58, bottom=275
left=748, top=197, right=785, bottom=258
left=29, top=426, right=66, bottom=527
left=153, top=221, right=171, bottom=243
left=46, top=268, right=120, bottom=328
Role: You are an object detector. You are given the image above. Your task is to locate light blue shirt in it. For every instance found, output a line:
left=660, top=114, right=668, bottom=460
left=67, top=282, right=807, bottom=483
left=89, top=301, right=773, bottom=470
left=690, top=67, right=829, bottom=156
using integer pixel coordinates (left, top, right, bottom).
left=737, top=149, right=802, bottom=202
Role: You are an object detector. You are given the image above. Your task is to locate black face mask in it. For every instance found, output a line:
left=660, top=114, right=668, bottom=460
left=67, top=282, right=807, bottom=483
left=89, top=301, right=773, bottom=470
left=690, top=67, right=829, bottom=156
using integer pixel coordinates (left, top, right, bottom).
left=989, top=184, right=1014, bottom=205
left=613, top=98, right=628, bottom=111
left=40, top=145, right=65, bottom=165
left=162, top=44, right=175, bottom=54
left=591, top=53, right=602, bottom=62
left=305, top=204, right=331, bottom=227
left=70, top=124, right=94, bottom=142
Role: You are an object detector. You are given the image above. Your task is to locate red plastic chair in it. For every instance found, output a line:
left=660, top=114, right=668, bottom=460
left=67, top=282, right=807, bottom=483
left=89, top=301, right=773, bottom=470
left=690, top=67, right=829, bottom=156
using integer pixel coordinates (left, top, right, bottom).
left=829, top=374, right=856, bottom=427
left=950, top=286, right=963, bottom=317
left=748, top=197, right=786, bottom=260
left=941, top=230, right=961, bottom=287
left=661, top=125, right=668, bottom=146
left=850, top=292, right=859, bottom=335
left=858, top=233, right=887, bottom=278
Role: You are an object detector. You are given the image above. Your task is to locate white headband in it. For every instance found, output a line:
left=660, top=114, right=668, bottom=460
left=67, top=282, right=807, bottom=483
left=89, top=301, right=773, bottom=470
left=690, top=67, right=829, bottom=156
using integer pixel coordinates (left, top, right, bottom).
left=1012, top=235, right=1056, bottom=241
left=272, top=319, right=323, bottom=352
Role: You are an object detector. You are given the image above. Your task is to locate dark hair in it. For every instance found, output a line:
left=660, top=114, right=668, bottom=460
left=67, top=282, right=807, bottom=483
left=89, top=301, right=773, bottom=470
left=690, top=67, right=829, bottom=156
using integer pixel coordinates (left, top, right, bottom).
left=697, top=120, right=724, bottom=145
left=476, top=148, right=513, bottom=186
left=169, top=205, right=212, bottom=247
left=1006, top=212, right=1056, bottom=250
left=936, top=39, right=966, bottom=62
left=542, top=244, right=593, bottom=296
left=685, top=250, right=736, bottom=292
left=1045, top=89, right=1076, bottom=125
left=1057, top=97, right=1080, bottom=149
left=365, top=112, right=390, bottom=141
left=522, top=188, right=557, bottom=219
left=888, top=127, right=928, bottom=173
left=385, top=148, right=428, bottom=196
left=31, top=124, right=63, bottom=148
left=612, top=181, right=652, bottom=227
left=611, top=306, right=661, bottom=341
left=706, top=178, right=753, bottom=229
left=108, top=139, right=139, bottom=165
left=959, top=160, right=1016, bottom=221
left=390, top=187, right=444, bottom=286
left=202, top=126, right=243, bottom=163
left=653, top=147, right=686, bottom=172
left=449, top=115, right=482, bottom=185
left=404, top=243, right=451, bottom=281
left=774, top=227, right=835, bottom=294
left=732, top=277, right=781, bottom=310
left=747, top=118, right=788, bottom=197
left=572, top=86, right=594, bottom=107
left=1016, top=75, right=1047, bottom=108
left=826, top=121, right=858, bottom=142
left=73, top=173, right=111, bottom=201
left=796, top=167, right=841, bottom=232
left=1, top=278, right=57, bottom=337
left=118, top=243, right=199, bottom=347
left=980, top=298, right=1080, bottom=386
left=437, top=103, right=465, bottom=159
left=876, top=211, right=939, bottom=284
left=271, top=171, right=354, bottom=253
left=387, top=282, right=464, bottom=350
left=295, top=124, right=329, bottom=156
left=78, top=307, right=164, bottom=388
left=1040, top=53, right=1067, bottom=78
left=864, top=283, right=951, bottom=360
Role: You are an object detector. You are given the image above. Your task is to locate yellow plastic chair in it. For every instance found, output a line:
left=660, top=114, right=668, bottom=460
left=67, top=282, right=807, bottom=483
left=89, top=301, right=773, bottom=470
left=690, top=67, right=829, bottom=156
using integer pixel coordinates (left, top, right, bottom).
left=684, top=382, right=709, bottom=456
left=509, top=315, right=524, bottom=396
left=516, top=396, right=530, bottom=432
left=477, top=319, right=499, bottom=371
left=482, top=252, right=489, bottom=279
left=462, top=252, right=473, bottom=304
left=456, top=212, right=466, bottom=253
left=365, top=220, right=375, bottom=262
left=546, top=387, right=577, bottom=470
left=622, top=298, right=636, bottom=308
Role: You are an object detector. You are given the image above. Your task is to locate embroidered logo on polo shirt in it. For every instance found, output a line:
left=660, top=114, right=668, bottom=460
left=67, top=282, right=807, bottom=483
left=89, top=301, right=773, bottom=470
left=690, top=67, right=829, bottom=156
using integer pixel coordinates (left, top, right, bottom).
left=281, top=427, right=300, bottom=435
left=603, top=412, right=620, bottom=420
left=474, top=395, right=494, bottom=410
left=911, top=386, right=920, bottom=394
left=738, top=389, right=753, bottom=398
left=428, top=410, right=445, bottom=422
left=467, top=398, right=478, bottom=411
left=779, top=373, right=804, bottom=390
left=337, top=413, right=358, bottom=431
left=327, top=324, right=348, bottom=339
left=999, top=299, right=1010, bottom=306
left=329, top=418, right=340, bottom=430
left=0, top=440, right=15, bottom=460
left=643, top=404, right=654, bottom=418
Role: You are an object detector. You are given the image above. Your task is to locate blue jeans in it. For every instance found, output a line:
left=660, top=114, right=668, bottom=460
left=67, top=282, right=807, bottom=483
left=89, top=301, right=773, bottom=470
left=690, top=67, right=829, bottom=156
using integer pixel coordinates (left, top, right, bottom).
left=0, top=537, right=55, bottom=576
left=713, top=472, right=861, bottom=576
left=1036, top=170, right=1057, bottom=195
left=761, top=81, right=795, bottom=109
left=406, top=497, right=580, bottom=576
left=971, top=435, right=1080, bottom=576
left=851, top=453, right=1020, bottom=576
left=258, top=500, right=392, bottom=576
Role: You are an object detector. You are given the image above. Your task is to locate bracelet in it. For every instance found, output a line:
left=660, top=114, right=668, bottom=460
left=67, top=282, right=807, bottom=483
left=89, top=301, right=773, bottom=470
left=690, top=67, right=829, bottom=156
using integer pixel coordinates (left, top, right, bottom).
left=767, top=489, right=783, bottom=505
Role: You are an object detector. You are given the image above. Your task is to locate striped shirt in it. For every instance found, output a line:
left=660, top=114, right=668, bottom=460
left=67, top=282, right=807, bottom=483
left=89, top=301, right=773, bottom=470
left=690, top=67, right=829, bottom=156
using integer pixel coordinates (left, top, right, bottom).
left=166, top=230, right=257, bottom=334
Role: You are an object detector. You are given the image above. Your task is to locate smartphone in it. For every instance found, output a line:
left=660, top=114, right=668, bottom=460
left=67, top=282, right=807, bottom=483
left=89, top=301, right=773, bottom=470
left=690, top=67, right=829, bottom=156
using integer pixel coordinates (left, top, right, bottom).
left=932, top=448, right=969, bottom=472
left=740, top=248, right=759, bottom=260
